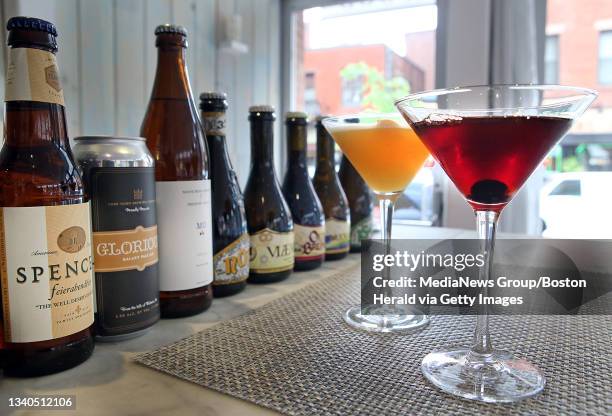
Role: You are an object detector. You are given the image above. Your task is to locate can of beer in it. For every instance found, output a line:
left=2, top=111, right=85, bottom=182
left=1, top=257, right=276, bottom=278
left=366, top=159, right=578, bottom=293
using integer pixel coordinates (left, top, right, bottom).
left=74, top=136, right=159, bottom=341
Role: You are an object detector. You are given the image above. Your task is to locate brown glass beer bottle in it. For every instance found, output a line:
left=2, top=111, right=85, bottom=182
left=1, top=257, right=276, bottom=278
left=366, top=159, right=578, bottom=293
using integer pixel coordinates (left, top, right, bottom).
left=282, top=112, right=325, bottom=270
left=244, top=106, right=295, bottom=283
left=313, top=117, right=351, bottom=260
left=140, top=25, right=213, bottom=317
left=339, top=155, right=373, bottom=252
left=0, top=17, right=95, bottom=376
left=200, top=92, right=249, bottom=297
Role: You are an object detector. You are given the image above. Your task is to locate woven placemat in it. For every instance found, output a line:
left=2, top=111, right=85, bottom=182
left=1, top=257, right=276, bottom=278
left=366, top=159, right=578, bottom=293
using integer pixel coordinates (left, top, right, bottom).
left=135, top=264, right=612, bottom=416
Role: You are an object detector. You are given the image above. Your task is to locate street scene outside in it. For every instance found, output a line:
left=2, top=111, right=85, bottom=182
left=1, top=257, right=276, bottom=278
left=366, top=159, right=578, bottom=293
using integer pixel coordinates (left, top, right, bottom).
left=295, top=0, right=612, bottom=237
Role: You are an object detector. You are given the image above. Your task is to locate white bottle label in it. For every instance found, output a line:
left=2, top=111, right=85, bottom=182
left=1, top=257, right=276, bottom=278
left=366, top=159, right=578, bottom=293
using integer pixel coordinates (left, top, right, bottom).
left=5, top=47, right=65, bottom=106
left=0, top=203, right=94, bottom=343
left=249, top=229, right=294, bottom=273
left=294, top=224, right=325, bottom=261
left=155, top=180, right=213, bottom=291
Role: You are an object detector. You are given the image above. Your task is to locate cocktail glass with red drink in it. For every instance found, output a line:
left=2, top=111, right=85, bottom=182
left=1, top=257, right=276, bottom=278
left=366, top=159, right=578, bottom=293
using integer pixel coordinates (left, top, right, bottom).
left=396, top=85, right=597, bottom=403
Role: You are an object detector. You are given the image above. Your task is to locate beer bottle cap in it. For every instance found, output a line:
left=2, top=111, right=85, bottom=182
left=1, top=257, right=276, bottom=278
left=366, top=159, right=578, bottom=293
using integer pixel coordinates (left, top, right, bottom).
left=285, top=111, right=308, bottom=120
left=199, top=92, right=227, bottom=100
left=7, top=17, right=57, bottom=35
left=7, top=16, right=58, bottom=52
left=249, top=105, right=275, bottom=113
left=200, top=92, right=228, bottom=112
left=154, top=24, right=187, bottom=37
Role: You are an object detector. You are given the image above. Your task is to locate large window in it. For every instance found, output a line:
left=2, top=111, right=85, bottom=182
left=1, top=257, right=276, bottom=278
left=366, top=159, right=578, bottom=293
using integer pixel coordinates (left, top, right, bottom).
left=289, top=0, right=439, bottom=226
left=599, top=31, right=612, bottom=85
left=544, top=35, right=559, bottom=84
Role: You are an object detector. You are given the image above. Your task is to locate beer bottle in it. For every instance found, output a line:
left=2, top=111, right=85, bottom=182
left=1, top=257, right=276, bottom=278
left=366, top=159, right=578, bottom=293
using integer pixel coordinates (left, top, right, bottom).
left=0, top=17, right=95, bottom=376
left=199, top=92, right=248, bottom=297
left=339, top=156, right=374, bottom=252
left=244, top=106, right=294, bottom=283
left=140, top=25, right=213, bottom=317
left=313, top=117, right=351, bottom=260
left=281, top=112, right=325, bottom=271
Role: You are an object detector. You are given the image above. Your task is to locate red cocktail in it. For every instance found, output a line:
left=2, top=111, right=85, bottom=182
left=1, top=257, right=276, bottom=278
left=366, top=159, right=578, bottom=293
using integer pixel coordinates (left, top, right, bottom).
left=397, top=85, right=597, bottom=403
left=411, top=115, right=572, bottom=211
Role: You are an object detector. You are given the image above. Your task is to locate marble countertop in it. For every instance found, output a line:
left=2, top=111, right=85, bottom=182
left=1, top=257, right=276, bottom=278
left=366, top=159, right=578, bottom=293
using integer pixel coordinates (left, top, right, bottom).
left=1, top=225, right=472, bottom=416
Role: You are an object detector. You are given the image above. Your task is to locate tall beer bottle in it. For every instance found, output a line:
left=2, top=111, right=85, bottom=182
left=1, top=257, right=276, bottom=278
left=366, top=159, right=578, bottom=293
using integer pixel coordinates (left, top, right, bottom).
left=0, top=17, right=95, bottom=376
left=313, top=117, right=351, bottom=260
left=140, top=25, right=213, bottom=317
left=244, top=106, right=294, bottom=283
left=282, top=112, right=325, bottom=271
left=199, top=92, right=248, bottom=297
left=339, top=156, right=373, bottom=252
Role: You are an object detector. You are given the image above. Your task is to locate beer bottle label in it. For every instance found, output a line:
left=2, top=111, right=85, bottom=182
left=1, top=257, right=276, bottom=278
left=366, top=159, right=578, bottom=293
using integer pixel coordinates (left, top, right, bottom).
left=213, top=233, right=249, bottom=285
left=155, top=180, right=213, bottom=291
left=294, top=224, right=325, bottom=262
left=89, top=167, right=159, bottom=334
left=0, top=203, right=94, bottom=343
left=249, top=228, right=294, bottom=273
left=5, top=47, right=65, bottom=106
left=201, top=111, right=226, bottom=136
left=324, top=218, right=350, bottom=254
left=350, top=216, right=374, bottom=247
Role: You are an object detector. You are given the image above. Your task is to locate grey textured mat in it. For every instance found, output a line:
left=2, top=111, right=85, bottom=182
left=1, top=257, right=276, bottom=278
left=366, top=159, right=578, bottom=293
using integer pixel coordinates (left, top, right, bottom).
left=136, top=264, right=612, bottom=415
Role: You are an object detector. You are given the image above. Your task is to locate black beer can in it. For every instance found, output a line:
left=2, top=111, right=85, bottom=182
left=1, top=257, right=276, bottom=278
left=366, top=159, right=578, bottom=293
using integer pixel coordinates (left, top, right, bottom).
left=74, top=135, right=159, bottom=340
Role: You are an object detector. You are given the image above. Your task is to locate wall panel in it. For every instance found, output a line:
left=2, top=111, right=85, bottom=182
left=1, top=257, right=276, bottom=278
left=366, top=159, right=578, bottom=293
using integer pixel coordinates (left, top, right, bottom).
left=115, top=0, right=146, bottom=136
left=0, top=0, right=281, bottom=179
left=79, top=0, right=115, bottom=134
left=55, top=0, right=80, bottom=137
left=144, top=0, right=173, bottom=102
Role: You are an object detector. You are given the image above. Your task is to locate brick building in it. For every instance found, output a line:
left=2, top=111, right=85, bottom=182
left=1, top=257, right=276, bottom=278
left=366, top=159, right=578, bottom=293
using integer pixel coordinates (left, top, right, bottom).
left=404, top=30, right=436, bottom=91
left=303, top=44, right=425, bottom=115
left=547, top=0, right=612, bottom=134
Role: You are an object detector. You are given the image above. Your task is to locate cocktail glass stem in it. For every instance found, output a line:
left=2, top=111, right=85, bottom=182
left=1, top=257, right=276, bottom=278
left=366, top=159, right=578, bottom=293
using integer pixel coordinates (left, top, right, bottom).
left=472, top=210, right=498, bottom=355
left=341, top=190, right=428, bottom=333
left=420, top=206, right=545, bottom=402
left=376, top=192, right=400, bottom=315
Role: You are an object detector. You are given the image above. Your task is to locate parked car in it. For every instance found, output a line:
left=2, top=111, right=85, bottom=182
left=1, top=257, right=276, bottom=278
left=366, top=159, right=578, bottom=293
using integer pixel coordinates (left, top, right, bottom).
left=539, top=172, right=612, bottom=238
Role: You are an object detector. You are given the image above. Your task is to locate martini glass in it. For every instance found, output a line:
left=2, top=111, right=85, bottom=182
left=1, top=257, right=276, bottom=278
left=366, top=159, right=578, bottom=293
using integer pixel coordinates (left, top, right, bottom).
left=323, top=113, right=430, bottom=333
left=396, top=84, right=597, bottom=402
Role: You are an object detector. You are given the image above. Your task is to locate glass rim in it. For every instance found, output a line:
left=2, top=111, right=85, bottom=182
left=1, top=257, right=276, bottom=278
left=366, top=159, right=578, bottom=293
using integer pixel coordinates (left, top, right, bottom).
left=394, top=83, right=599, bottom=113
left=321, top=112, right=404, bottom=125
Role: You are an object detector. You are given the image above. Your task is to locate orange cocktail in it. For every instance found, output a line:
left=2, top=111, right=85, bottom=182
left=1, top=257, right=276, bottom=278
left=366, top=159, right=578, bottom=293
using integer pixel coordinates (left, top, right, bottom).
left=322, top=114, right=431, bottom=334
left=328, top=119, right=429, bottom=193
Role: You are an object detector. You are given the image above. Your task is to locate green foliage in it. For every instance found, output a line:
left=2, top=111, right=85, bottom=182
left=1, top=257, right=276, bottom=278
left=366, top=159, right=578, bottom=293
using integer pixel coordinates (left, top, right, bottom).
left=561, top=156, right=584, bottom=172
left=340, top=62, right=411, bottom=112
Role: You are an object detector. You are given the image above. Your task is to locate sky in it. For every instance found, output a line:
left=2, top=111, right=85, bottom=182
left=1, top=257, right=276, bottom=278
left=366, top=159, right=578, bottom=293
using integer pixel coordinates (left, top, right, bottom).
left=303, top=4, right=437, bottom=56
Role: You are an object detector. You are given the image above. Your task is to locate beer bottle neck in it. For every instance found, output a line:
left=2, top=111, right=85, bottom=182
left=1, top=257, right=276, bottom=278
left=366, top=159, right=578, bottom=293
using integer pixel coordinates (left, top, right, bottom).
left=5, top=102, right=69, bottom=147
left=151, top=46, right=192, bottom=100
left=286, top=123, right=308, bottom=170
left=208, top=132, right=232, bottom=173
left=316, top=127, right=336, bottom=172
left=4, top=46, right=69, bottom=147
left=250, top=118, right=275, bottom=168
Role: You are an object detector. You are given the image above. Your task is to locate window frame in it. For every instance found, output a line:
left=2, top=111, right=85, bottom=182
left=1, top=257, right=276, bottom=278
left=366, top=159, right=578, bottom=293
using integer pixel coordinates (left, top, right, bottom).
left=281, top=0, right=441, bottom=126
left=544, top=34, right=560, bottom=84
left=598, top=30, right=612, bottom=86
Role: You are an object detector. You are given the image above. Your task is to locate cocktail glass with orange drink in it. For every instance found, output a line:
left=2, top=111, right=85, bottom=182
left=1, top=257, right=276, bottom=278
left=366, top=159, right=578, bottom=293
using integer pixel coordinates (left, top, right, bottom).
left=323, top=113, right=430, bottom=333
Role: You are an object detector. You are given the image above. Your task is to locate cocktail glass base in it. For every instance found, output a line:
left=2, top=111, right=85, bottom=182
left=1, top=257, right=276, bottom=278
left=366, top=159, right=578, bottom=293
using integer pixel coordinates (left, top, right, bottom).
left=421, top=349, right=545, bottom=403
left=343, top=305, right=429, bottom=333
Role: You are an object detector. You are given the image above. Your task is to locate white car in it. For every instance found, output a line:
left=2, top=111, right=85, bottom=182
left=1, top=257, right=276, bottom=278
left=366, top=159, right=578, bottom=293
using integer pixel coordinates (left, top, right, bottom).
left=539, top=172, right=612, bottom=238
